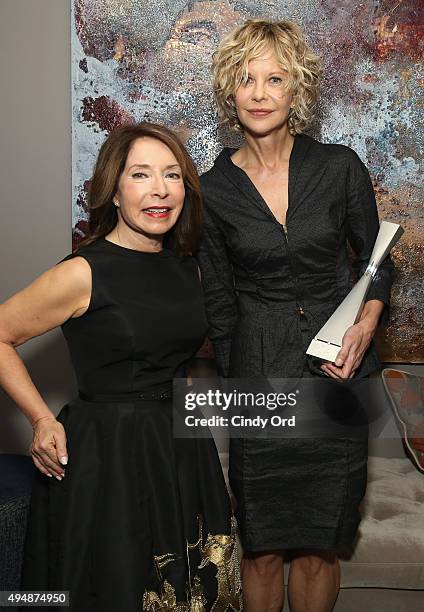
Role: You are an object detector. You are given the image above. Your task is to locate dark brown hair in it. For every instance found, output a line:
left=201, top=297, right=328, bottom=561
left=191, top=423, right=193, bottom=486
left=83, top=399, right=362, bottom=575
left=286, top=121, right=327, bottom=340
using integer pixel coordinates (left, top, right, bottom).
left=80, top=122, right=202, bottom=256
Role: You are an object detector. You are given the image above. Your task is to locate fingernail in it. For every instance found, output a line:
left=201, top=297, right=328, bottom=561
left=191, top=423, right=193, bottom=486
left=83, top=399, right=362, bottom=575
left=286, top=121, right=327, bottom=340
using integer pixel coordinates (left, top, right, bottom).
left=60, top=456, right=68, bottom=465
left=55, top=475, right=62, bottom=481
left=335, top=358, right=343, bottom=366
left=47, top=473, right=53, bottom=478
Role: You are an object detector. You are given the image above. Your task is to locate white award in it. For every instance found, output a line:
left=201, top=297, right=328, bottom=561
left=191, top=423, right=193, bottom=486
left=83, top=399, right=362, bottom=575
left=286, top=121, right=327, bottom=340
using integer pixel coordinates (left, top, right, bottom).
left=306, top=221, right=404, bottom=363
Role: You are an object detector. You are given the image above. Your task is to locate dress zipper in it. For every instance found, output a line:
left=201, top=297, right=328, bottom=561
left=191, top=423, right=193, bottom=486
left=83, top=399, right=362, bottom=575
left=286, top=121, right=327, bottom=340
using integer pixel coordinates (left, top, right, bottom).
left=280, top=223, right=305, bottom=316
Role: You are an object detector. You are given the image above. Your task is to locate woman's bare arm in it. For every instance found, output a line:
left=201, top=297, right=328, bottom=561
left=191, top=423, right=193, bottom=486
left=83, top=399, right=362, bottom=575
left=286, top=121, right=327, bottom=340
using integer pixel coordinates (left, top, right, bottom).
left=0, top=257, right=91, bottom=476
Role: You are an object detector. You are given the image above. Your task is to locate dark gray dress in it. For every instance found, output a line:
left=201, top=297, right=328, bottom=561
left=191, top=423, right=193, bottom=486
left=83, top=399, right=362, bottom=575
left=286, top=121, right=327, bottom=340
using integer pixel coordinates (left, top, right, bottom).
left=197, top=133, right=393, bottom=551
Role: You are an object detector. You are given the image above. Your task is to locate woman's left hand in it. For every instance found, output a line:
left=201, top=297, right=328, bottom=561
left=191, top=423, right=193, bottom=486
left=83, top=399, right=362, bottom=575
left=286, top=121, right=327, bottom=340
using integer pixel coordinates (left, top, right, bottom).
left=320, top=300, right=384, bottom=380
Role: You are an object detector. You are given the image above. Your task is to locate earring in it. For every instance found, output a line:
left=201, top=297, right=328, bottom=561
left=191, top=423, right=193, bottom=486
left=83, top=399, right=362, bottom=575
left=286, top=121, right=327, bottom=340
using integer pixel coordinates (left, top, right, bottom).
left=113, top=199, right=119, bottom=207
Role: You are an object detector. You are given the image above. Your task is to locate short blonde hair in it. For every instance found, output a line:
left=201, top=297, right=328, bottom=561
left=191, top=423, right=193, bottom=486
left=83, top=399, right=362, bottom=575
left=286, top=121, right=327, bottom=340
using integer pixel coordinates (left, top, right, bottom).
left=212, top=19, right=321, bottom=134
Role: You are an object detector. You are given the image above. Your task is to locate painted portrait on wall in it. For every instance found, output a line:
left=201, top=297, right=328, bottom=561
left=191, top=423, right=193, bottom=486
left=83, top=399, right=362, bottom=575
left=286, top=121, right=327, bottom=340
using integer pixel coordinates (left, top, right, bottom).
left=71, top=0, right=423, bottom=362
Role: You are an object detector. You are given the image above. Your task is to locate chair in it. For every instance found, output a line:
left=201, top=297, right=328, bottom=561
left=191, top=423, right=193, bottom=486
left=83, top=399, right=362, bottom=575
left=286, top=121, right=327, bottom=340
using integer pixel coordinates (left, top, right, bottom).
left=382, top=368, right=424, bottom=472
left=0, top=454, right=35, bottom=591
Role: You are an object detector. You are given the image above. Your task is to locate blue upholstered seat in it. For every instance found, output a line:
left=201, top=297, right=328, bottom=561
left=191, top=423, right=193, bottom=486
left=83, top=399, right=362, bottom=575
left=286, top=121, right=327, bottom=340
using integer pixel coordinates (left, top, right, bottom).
left=0, top=454, right=35, bottom=593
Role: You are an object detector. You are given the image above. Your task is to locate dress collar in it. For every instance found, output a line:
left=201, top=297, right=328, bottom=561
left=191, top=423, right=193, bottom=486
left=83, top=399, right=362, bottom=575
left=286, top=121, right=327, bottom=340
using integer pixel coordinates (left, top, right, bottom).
left=214, top=133, right=313, bottom=175
left=212, top=133, right=318, bottom=221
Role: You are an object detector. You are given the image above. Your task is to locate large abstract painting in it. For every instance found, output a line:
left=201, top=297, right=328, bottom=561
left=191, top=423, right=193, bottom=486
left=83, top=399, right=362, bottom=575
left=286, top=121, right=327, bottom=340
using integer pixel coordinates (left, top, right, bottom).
left=71, top=0, right=423, bottom=362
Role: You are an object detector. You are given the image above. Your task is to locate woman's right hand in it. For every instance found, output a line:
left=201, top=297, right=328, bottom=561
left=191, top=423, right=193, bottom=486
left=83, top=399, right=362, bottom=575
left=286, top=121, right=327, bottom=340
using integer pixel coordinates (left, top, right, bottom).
left=30, top=417, right=68, bottom=480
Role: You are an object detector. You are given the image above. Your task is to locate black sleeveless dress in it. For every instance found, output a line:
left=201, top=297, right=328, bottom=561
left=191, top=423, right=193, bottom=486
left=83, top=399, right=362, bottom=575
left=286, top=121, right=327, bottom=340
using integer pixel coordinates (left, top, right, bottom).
left=21, top=238, right=241, bottom=612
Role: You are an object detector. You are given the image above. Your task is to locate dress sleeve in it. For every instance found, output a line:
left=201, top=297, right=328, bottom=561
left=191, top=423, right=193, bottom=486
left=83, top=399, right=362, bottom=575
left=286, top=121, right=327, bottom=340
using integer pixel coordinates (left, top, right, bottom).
left=197, top=208, right=238, bottom=377
left=345, top=151, right=394, bottom=325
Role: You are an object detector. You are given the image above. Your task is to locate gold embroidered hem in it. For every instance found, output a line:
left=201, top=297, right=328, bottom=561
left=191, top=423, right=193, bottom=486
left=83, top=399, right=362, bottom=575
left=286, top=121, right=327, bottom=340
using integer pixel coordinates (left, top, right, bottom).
left=142, top=516, right=242, bottom=611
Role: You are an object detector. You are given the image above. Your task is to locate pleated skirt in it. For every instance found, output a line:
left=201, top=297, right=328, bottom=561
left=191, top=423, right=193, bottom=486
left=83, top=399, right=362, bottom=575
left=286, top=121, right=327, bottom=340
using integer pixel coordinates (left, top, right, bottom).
left=21, top=396, right=241, bottom=611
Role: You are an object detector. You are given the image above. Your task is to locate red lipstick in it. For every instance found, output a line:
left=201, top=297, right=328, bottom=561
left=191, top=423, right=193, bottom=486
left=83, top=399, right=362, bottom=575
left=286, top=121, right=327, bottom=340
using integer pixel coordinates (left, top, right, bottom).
left=142, top=206, right=172, bottom=219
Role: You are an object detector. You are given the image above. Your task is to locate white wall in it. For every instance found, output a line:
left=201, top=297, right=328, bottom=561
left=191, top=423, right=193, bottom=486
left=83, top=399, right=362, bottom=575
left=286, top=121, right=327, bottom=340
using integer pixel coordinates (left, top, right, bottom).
left=0, top=0, right=76, bottom=453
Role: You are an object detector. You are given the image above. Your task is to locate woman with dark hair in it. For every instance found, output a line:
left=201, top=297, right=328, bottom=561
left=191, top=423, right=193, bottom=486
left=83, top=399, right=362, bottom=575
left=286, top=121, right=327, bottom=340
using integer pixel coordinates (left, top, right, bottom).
left=0, top=123, right=241, bottom=611
left=198, top=19, right=393, bottom=612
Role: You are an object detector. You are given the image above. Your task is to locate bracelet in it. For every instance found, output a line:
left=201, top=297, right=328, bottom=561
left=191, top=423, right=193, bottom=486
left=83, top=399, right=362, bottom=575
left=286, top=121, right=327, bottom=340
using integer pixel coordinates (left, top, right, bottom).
left=31, top=415, right=56, bottom=429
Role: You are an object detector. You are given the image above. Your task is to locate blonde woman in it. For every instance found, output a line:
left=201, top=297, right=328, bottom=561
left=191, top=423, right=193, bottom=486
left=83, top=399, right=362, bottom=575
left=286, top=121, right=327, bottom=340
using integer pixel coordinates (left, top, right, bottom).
left=198, top=19, right=393, bottom=612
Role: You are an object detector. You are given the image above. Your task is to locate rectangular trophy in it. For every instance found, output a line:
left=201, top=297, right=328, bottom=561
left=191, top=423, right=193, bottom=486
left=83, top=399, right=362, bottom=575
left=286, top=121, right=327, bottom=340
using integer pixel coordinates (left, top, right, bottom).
left=306, top=220, right=404, bottom=363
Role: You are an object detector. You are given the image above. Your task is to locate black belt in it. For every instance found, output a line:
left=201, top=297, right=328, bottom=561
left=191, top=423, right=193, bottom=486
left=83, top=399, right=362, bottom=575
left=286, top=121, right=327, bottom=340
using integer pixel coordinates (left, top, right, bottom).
left=78, top=385, right=173, bottom=403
